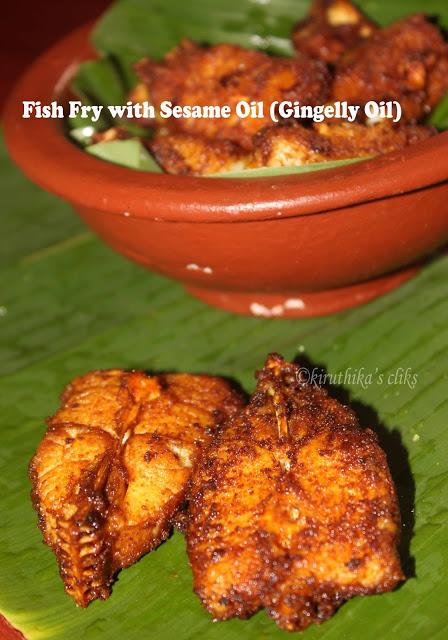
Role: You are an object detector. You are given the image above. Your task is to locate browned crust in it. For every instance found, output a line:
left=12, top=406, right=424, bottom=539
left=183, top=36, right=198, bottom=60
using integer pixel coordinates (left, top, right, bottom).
left=29, top=369, right=244, bottom=606
left=250, top=121, right=435, bottom=168
left=186, top=354, right=404, bottom=631
left=332, top=14, right=448, bottom=123
left=134, top=39, right=329, bottom=150
left=29, top=430, right=115, bottom=605
left=148, top=132, right=249, bottom=175
left=145, top=120, right=435, bottom=175
left=292, top=0, right=378, bottom=64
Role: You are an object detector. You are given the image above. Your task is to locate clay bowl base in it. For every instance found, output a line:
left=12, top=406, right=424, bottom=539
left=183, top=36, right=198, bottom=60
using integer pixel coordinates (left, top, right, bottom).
left=187, top=265, right=420, bottom=318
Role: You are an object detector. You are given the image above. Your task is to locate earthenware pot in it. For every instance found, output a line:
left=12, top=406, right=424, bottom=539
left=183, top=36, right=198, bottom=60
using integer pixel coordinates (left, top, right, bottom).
left=4, top=24, right=448, bottom=317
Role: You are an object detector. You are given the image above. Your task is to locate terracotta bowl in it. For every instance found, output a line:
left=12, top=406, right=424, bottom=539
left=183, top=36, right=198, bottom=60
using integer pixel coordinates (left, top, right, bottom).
left=0, top=616, right=24, bottom=640
left=4, top=24, right=448, bottom=318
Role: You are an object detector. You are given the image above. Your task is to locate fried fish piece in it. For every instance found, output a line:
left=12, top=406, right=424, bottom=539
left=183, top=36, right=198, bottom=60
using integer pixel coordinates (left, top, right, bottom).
left=250, top=120, right=434, bottom=168
left=29, top=369, right=243, bottom=606
left=332, top=14, right=448, bottom=122
left=187, top=354, right=404, bottom=631
left=293, top=0, right=377, bottom=64
left=134, top=39, right=330, bottom=149
left=147, top=120, right=433, bottom=175
left=148, top=132, right=251, bottom=175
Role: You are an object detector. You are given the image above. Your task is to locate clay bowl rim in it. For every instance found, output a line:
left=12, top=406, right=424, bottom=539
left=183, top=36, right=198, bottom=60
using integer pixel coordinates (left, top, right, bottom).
left=4, top=21, right=448, bottom=224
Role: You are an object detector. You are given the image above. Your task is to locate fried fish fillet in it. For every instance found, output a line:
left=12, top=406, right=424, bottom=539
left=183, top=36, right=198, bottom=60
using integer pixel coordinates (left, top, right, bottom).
left=29, top=369, right=243, bottom=606
left=187, top=354, right=403, bottom=631
left=332, top=14, right=448, bottom=123
left=250, top=120, right=434, bottom=168
left=134, top=39, right=329, bottom=149
left=148, top=132, right=251, bottom=175
left=293, top=0, right=377, bottom=64
left=149, top=121, right=434, bottom=175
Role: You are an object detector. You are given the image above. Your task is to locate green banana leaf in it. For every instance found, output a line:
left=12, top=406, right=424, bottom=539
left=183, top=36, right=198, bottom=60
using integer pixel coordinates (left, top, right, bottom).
left=1, top=107, right=448, bottom=639
left=86, top=139, right=162, bottom=171
left=71, top=0, right=448, bottom=176
left=91, top=0, right=448, bottom=64
left=2, top=1, right=448, bottom=638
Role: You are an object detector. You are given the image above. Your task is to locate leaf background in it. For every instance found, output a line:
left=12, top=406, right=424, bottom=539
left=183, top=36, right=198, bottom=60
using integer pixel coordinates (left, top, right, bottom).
left=91, top=0, right=448, bottom=66
left=1, top=126, right=448, bottom=637
left=1, top=1, right=448, bottom=638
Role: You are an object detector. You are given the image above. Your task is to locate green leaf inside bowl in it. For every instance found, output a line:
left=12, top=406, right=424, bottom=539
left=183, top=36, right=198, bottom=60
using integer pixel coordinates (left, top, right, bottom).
left=86, top=139, right=163, bottom=172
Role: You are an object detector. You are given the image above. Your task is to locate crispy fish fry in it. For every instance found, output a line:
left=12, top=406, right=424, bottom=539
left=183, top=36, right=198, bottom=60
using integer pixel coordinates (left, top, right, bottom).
left=187, top=354, right=404, bottom=631
left=250, top=121, right=434, bottom=168
left=332, top=14, right=448, bottom=122
left=29, top=369, right=243, bottom=606
left=134, top=39, right=330, bottom=149
left=146, top=121, right=433, bottom=175
left=148, top=132, right=251, bottom=175
left=293, top=0, right=377, bottom=64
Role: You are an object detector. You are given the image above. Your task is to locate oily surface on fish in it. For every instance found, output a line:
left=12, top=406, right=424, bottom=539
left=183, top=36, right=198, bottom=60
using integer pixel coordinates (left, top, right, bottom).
left=29, top=369, right=243, bottom=606
left=187, top=354, right=404, bottom=631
